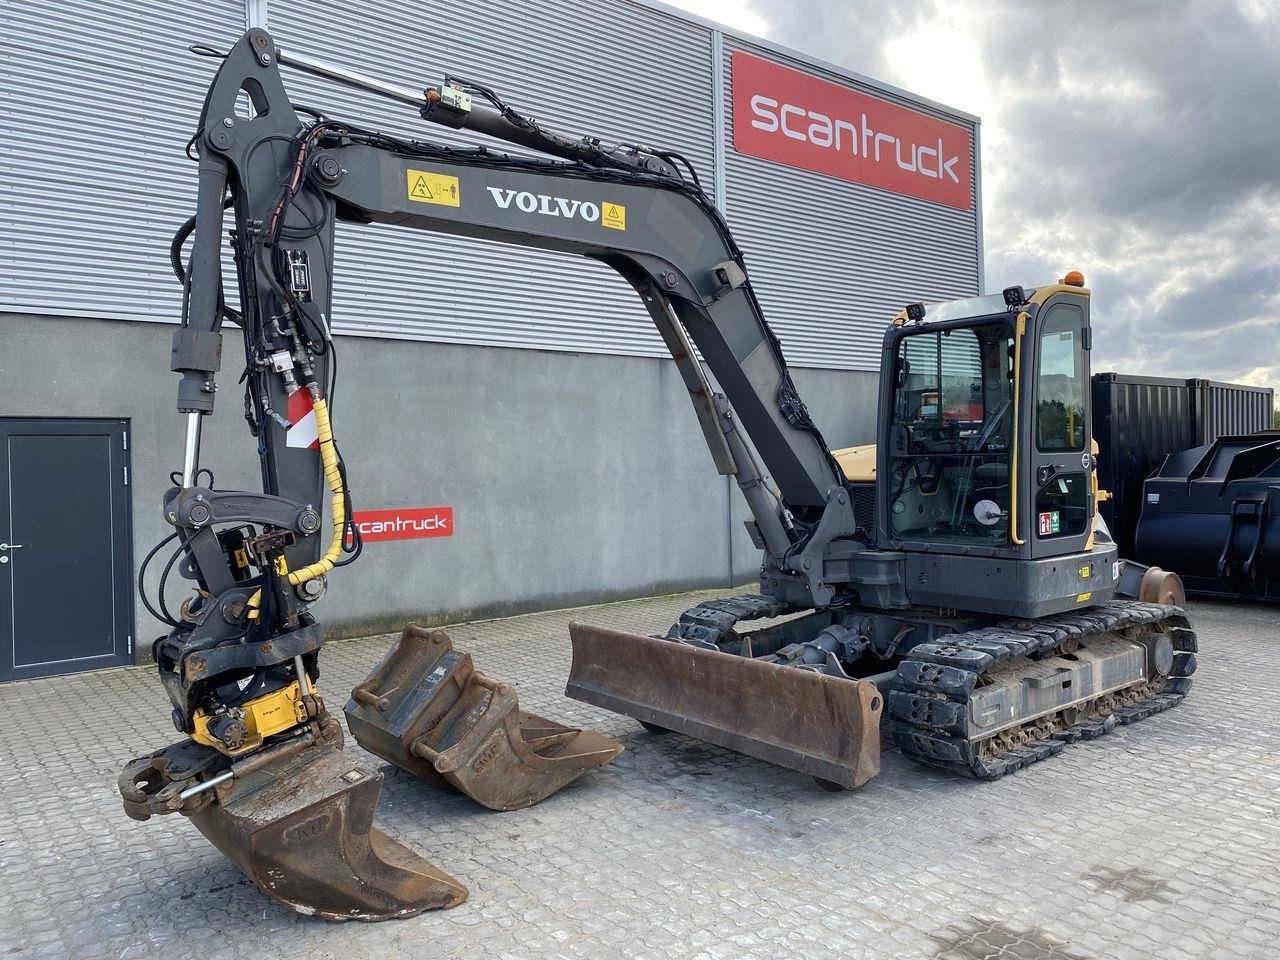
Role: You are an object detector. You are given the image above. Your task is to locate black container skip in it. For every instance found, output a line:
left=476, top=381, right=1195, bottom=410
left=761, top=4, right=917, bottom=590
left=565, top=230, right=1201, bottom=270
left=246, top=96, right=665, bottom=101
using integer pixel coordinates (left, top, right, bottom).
left=1091, top=373, right=1273, bottom=557
left=1135, top=432, right=1280, bottom=600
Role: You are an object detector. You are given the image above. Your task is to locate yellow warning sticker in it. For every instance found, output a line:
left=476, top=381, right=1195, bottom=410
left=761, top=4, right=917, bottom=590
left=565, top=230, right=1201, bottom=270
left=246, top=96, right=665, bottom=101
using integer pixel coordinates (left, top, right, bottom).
left=1076, top=592, right=1093, bottom=603
left=601, top=201, right=626, bottom=230
left=406, top=169, right=460, bottom=207
left=1079, top=564, right=1092, bottom=579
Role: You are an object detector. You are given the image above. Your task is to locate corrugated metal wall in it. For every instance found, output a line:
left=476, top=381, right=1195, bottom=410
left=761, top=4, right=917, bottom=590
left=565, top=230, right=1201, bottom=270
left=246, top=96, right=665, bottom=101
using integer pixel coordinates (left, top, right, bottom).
left=0, top=0, right=980, bottom=369
left=268, top=0, right=714, bottom=355
left=1191, top=380, right=1274, bottom=440
left=719, top=35, right=982, bottom=371
left=1092, top=374, right=1197, bottom=558
left=0, top=0, right=245, bottom=320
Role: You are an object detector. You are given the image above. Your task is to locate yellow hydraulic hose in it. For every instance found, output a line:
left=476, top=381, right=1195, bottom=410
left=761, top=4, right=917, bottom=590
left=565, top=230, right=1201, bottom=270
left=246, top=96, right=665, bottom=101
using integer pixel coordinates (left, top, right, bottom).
left=246, top=394, right=345, bottom=620
left=286, top=397, right=345, bottom=585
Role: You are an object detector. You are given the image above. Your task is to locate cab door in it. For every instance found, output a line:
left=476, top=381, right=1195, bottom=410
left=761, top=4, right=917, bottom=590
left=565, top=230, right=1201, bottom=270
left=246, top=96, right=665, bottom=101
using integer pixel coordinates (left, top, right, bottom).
left=1027, top=298, right=1093, bottom=558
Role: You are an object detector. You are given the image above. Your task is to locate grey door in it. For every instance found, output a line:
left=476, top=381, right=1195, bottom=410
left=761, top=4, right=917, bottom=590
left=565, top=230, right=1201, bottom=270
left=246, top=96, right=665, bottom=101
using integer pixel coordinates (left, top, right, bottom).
left=0, top=419, right=133, bottom=681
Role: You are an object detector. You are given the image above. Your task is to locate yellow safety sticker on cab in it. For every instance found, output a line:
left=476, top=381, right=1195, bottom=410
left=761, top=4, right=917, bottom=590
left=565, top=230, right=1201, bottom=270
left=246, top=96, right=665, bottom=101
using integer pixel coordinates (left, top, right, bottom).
left=1079, top=564, right=1092, bottom=579
left=406, top=169, right=461, bottom=207
left=601, top=201, right=626, bottom=230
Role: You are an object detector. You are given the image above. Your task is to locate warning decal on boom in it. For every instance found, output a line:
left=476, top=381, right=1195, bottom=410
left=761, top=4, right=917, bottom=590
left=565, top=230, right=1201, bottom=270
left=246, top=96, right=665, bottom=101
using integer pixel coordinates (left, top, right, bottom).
left=406, top=169, right=461, bottom=207
left=601, top=202, right=626, bottom=230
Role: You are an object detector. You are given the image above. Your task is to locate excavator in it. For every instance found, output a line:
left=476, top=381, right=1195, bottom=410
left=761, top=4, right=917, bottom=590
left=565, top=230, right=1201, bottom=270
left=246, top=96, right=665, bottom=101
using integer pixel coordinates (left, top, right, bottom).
left=118, top=29, right=1197, bottom=922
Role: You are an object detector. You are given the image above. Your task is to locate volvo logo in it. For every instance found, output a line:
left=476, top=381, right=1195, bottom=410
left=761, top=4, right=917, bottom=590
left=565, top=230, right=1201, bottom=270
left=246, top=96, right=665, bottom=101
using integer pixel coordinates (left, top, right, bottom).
left=487, top=187, right=600, bottom=222
left=486, top=187, right=626, bottom=230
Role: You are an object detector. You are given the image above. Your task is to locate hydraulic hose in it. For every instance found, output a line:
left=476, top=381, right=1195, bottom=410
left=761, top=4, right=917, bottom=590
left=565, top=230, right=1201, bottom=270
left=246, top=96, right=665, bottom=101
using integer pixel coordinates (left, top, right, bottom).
left=286, top=397, right=345, bottom=585
left=246, top=395, right=346, bottom=620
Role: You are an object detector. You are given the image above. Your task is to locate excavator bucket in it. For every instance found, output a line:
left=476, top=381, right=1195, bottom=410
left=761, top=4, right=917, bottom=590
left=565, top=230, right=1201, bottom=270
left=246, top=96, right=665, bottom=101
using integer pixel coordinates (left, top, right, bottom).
left=565, top=621, right=883, bottom=790
left=345, top=626, right=623, bottom=811
left=118, top=734, right=467, bottom=920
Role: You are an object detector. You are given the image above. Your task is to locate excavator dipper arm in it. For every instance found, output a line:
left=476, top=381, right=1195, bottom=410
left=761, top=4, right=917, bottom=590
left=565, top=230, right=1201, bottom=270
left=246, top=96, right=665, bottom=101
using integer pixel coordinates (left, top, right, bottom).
left=123, top=27, right=857, bottom=920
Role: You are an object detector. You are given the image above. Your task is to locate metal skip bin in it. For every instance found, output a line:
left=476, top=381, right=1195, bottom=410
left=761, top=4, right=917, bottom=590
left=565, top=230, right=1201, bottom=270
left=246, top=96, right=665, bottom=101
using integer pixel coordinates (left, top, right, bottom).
left=1091, top=373, right=1274, bottom=559
left=345, top=626, right=623, bottom=811
left=565, top=622, right=883, bottom=790
left=1136, top=432, right=1280, bottom=600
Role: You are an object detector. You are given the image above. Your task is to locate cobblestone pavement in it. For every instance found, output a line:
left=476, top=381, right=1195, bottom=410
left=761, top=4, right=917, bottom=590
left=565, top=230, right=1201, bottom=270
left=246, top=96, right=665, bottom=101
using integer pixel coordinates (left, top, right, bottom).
left=1, top=591, right=1278, bottom=960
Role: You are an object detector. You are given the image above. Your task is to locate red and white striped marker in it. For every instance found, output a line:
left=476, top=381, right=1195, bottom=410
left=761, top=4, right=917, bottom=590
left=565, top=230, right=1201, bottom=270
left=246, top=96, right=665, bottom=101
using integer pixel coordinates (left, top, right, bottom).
left=286, top=390, right=319, bottom=450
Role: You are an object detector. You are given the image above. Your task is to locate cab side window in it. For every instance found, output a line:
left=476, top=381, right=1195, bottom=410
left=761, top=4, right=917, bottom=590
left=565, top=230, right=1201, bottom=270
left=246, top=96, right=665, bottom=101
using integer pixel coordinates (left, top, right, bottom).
left=1036, top=306, right=1085, bottom=453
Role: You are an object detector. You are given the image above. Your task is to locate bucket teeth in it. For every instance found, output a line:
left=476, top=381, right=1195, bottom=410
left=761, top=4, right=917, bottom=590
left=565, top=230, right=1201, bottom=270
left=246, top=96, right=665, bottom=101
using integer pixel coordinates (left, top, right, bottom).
left=118, top=736, right=467, bottom=920
left=346, top=626, right=623, bottom=811
left=565, top=620, right=883, bottom=790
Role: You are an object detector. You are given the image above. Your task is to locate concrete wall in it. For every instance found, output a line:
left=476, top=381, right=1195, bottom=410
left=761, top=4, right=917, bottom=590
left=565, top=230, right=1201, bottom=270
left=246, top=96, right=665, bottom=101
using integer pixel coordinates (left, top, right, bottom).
left=0, top=314, right=878, bottom=657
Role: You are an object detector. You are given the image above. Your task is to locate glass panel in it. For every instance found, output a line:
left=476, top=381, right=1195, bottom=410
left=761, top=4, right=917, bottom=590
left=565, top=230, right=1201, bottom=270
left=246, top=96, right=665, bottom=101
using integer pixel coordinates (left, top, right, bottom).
left=888, top=321, right=1014, bottom=545
left=1036, top=307, right=1085, bottom=452
left=1035, top=472, right=1089, bottom=538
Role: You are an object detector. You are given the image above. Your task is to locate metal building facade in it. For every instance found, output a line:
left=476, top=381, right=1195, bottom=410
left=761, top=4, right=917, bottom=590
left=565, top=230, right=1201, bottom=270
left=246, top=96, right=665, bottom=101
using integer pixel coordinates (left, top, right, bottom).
left=0, top=0, right=982, bottom=665
left=0, top=0, right=982, bottom=366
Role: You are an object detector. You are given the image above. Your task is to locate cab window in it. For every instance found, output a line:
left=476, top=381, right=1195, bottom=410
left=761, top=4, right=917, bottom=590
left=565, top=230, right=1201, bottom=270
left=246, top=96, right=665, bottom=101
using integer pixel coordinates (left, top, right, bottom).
left=888, top=321, right=1014, bottom=545
left=1036, top=306, right=1085, bottom=452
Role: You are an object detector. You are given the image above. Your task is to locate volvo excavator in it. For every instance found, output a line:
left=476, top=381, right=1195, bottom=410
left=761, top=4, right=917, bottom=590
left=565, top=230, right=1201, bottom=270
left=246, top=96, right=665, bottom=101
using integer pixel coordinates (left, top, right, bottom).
left=118, top=30, right=1197, bottom=921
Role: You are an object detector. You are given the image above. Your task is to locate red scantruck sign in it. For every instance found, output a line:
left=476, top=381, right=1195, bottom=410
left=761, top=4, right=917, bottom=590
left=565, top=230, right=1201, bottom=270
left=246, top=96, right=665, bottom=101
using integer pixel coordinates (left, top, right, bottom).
left=350, top=507, right=453, bottom=543
left=731, top=51, right=973, bottom=210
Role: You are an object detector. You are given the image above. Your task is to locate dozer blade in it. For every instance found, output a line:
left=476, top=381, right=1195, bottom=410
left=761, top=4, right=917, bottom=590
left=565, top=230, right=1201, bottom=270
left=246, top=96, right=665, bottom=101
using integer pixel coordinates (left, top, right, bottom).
left=565, top=621, right=883, bottom=790
left=119, top=734, right=467, bottom=921
left=345, top=626, right=623, bottom=811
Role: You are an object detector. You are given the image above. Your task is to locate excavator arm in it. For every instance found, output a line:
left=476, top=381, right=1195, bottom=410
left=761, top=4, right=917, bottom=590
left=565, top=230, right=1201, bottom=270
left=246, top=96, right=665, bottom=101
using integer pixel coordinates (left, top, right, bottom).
left=123, top=27, right=858, bottom=921
left=176, top=27, right=849, bottom=555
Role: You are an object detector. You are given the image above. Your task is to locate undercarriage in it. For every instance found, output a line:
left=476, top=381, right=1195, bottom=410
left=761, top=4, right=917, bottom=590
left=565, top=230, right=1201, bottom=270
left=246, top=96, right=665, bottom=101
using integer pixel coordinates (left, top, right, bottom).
left=568, top=595, right=1197, bottom=788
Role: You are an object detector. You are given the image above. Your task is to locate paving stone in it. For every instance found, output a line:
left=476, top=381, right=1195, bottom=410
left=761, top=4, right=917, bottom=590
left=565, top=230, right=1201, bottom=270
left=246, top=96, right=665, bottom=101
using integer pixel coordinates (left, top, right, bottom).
left=0, top=592, right=1278, bottom=959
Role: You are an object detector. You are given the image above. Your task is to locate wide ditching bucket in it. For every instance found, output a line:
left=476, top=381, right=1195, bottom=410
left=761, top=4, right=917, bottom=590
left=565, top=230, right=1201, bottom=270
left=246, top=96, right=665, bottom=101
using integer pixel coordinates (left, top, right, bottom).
left=345, top=626, right=623, bottom=811
left=119, top=733, right=467, bottom=920
left=565, top=621, right=883, bottom=790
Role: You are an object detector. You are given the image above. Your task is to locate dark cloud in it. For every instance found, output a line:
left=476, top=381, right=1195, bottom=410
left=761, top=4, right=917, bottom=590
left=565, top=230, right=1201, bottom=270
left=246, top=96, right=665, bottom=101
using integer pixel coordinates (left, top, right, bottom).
left=729, top=0, right=1280, bottom=388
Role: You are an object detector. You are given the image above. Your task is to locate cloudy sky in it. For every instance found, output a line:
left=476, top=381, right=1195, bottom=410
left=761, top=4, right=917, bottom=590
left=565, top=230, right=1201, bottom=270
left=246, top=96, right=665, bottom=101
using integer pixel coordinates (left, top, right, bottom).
left=671, top=0, right=1280, bottom=389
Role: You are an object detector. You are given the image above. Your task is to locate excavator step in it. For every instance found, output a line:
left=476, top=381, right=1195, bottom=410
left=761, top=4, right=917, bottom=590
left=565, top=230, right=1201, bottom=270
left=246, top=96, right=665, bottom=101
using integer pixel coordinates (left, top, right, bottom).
left=118, top=731, right=466, bottom=920
left=565, top=621, right=883, bottom=790
left=345, top=626, right=622, bottom=811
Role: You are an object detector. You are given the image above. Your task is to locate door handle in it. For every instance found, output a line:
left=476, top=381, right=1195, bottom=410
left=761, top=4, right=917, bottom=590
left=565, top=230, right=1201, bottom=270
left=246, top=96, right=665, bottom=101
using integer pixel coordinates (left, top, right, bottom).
left=0, top=543, right=23, bottom=550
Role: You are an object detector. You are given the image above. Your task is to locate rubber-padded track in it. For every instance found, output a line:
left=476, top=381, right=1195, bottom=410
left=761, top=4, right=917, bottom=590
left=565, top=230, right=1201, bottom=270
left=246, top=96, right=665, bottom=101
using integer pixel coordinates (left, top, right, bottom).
left=667, top=595, right=793, bottom=645
left=888, top=600, right=1198, bottom=779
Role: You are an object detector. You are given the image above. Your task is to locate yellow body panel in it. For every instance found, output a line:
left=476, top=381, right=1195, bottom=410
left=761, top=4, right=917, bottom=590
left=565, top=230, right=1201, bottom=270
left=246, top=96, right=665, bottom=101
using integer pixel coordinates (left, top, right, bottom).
left=192, top=680, right=308, bottom=756
left=1029, top=282, right=1091, bottom=305
left=832, top=443, right=877, bottom=482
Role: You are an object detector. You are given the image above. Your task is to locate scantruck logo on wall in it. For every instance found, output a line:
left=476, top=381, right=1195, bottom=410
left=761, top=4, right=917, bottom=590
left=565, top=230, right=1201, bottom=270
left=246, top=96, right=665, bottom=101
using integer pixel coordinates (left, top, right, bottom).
left=349, top=507, right=454, bottom=544
left=732, top=52, right=973, bottom=210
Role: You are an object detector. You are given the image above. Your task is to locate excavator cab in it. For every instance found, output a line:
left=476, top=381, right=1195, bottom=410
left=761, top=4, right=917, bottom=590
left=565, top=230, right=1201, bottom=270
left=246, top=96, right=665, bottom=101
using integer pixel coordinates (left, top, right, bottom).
left=869, top=278, right=1119, bottom=617
left=878, top=280, right=1098, bottom=567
